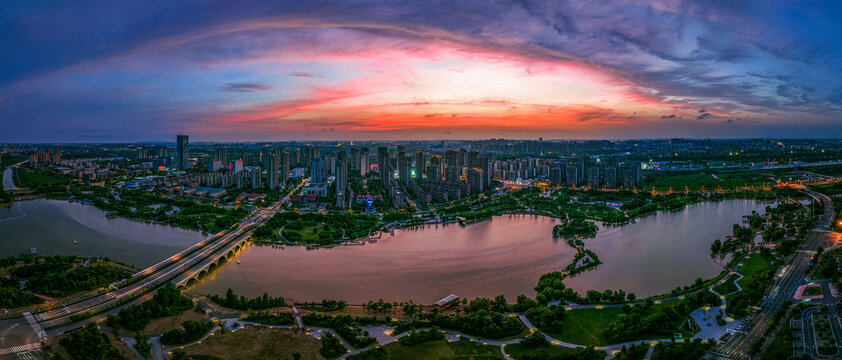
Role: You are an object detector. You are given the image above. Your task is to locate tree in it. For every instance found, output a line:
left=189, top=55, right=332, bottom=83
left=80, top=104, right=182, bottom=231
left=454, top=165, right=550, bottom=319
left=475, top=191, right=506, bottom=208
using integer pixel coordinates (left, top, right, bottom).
left=59, top=323, right=128, bottom=360
left=710, top=239, right=722, bottom=255
left=134, top=333, right=152, bottom=360
left=319, top=332, right=345, bottom=359
left=525, top=305, right=565, bottom=334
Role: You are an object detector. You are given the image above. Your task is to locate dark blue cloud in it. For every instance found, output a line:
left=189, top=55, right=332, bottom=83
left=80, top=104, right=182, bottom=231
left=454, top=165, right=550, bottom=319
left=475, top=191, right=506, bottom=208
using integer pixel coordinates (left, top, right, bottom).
left=1, top=0, right=841, bottom=141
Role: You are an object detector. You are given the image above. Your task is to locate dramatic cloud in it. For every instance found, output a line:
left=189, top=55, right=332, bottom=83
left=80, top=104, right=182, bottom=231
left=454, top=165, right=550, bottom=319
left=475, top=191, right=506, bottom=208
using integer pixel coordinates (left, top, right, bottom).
left=219, top=82, right=274, bottom=93
left=1, top=0, right=841, bottom=141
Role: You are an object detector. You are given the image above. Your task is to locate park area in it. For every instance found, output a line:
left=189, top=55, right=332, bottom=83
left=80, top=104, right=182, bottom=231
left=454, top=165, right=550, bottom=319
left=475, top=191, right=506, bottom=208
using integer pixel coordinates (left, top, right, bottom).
left=549, top=302, right=678, bottom=346
left=253, top=212, right=379, bottom=245
left=641, top=171, right=773, bottom=192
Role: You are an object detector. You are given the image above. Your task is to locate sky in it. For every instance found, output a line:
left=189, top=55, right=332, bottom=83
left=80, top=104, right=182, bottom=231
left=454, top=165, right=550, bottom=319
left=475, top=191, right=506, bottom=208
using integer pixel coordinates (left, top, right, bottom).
left=1, top=0, right=841, bottom=142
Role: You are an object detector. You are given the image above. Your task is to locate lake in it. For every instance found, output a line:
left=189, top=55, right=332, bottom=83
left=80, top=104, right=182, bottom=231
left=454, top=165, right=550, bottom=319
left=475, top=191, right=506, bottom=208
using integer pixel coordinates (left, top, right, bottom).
left=192, top=199, right=769, bottom=303
left=0, top=199, right=205, bottom=268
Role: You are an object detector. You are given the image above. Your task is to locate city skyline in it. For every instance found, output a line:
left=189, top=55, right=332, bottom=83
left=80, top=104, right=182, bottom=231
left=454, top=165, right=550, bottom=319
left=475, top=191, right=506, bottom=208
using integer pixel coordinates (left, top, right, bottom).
left=1, top=1, right=841, bottom=142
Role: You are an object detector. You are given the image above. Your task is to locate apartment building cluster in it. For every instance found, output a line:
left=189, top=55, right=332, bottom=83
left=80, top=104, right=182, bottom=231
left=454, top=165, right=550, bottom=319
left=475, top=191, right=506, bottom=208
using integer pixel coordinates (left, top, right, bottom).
left=548, top=156, right=642, bottom=189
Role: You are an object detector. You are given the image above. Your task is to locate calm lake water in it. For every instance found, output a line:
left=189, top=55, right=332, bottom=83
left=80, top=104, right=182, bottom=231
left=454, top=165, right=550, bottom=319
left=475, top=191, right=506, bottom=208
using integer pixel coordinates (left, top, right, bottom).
left=193, top=199, right=769, bottom=303
left=0, top=199, right=205, bottom=268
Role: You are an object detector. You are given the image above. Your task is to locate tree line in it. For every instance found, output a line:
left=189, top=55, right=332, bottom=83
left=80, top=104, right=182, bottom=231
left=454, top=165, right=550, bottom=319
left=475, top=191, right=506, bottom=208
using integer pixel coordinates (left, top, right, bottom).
left=57, top=323, right=128, bottom=360
left=208, top=288, right=286, bottom=310
left=107, top=283, right=194, bottom=331
left=302, top=313, right=377, bottom=348
left=160, top=320, right=215, bottom=345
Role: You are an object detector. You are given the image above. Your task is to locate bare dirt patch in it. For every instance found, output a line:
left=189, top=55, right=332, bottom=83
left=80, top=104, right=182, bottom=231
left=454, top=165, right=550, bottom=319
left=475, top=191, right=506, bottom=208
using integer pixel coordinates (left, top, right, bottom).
left=142, top=309, right=209, bottom=335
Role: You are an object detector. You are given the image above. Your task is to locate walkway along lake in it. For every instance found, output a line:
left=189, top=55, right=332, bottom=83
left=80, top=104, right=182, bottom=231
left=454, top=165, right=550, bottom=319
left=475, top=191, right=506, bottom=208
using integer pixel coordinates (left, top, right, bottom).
left=192, top=199, right=769, bottom=304
left=0, top=199, right=205, bottom=268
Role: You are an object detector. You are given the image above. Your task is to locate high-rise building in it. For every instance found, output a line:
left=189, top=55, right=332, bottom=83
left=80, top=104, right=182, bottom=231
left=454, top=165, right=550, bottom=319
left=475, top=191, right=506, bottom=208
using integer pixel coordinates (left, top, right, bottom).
left=251, top=168, right=263, bottom=189
left=176, top=135, right=190, bottom=169
left=587, top=166, right=601, bottom=188
left=415, top=151, right=425, bottom=179
left=445, top=166, right=459, bottom=183
left=311, top=157, right=324, bottom=184
left=429, top=155, right=442, bottom=180
left=230, top=159, right=244, bottom=174
left=282, top=150, right=290, bottom=186
left=377, top=147, right=389, bottom=182
left=467, top=150, right=479, bottom=168
left=359, top=148, right=369, bottom=177
left=445, top=150, right=458, bottom=168
left=604, top=166, right=617, bottom=188
left=44, top=147, right=61, bottom=164
left=241, top=152, right=258, bottom=166
left=398, top=152, right=411, bottom=184
left=336, top=151, right=348, bottom=208
left=265, top=152, right=280, bottom=190
left=154, top=146, right=166, bottom=159
left=336, top=151, right=348, bottom=193
left=208, top=160, right=224, bottom=172
left=477, top=155, right=490, bottom=189
left=621, top=162, right=642, bottom=189
left=468, top=168, right=484, bottom=193
left=549, top=164, right=565, bottom=185
left=288, top=149, right=296, bottom=167
left=216, top=149, right=227, bottom=162
left=350, top=148, right=359, bottom=172
left=137, top=147, right=148, bottom=160
left=565, top=166, right=578, bottom=187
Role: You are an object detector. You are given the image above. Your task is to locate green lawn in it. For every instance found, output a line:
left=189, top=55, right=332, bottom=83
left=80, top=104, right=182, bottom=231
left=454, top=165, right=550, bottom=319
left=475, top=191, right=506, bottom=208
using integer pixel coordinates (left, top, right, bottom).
left=736, top=254, right=774, bottom=289
left=804, top=285, right=823, bottom=297
left=550, top=302, right=675, bottom=346
left=380, top=339, right=502, bottom=360
left=299, top=224, right=325, bottom=242
left=713, top=279, right=739, bottom=295
left=504, top=342, right=606, bottom=360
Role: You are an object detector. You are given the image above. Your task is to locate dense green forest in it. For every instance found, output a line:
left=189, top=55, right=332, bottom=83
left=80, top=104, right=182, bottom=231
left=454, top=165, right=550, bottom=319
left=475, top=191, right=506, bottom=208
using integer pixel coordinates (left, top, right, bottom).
left=108, top=283, right=194, bottom=331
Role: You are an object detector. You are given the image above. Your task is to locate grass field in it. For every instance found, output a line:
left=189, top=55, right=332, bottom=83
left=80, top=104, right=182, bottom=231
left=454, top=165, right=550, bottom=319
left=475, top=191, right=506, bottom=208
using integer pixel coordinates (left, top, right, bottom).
left=299, top=224, right=326, bottom=242
left=182, top=326, right=325, bottom=360
left=550, top=302, right=675, bottom=346
left=380, top=339, right=502, bottom=360
left=713, top=279, right=739, bottom=295
left=736, top=253, right=775, bottom=289
left=804, top=285, right=823, bottom=297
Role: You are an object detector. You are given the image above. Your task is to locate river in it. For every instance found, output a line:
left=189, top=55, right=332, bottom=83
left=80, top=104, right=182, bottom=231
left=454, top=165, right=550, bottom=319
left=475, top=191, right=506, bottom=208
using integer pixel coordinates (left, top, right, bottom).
left=192, top=199, right=769, bottom=303
left=0, top=199, right=205, bottom=268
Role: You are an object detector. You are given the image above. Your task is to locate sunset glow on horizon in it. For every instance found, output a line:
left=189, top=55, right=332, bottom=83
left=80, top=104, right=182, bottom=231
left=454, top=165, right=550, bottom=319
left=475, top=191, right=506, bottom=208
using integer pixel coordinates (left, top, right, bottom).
left=2, top=1, right=841, bottom=142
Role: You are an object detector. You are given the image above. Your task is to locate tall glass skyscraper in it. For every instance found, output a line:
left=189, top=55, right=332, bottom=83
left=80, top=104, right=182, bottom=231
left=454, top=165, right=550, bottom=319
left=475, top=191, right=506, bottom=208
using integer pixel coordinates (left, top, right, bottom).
left=176, top=135, right=189, bottom=169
